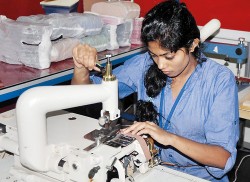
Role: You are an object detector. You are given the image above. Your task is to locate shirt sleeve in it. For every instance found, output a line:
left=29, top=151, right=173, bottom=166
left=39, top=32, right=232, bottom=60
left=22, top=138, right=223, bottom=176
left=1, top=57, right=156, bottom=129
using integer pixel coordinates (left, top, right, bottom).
left=90, top=74, right=102, bottom=84
left=204, top=66, right=239, bottom=178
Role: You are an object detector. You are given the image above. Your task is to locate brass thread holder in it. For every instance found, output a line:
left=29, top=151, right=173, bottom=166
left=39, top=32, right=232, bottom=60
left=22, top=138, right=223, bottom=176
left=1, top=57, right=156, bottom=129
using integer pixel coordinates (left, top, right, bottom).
left=103, top=54, right=116, bottom=81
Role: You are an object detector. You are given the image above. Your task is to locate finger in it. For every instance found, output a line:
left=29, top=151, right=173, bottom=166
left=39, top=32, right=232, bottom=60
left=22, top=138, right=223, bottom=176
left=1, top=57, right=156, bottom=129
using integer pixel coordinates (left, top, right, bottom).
left=78, top=45, right=87, bottom=62
left=73, top=57, right=83, bottom=69
left=73, top=54, right=84, bottom=69
left=72, top=45, right=85, bottom=68
left=134, top=122, right=159, bottom=136
left=146, top=121, right=156, bottom=126
left=89, top=49, right=98, bottom=70
left=72, top=44, right=99, bottom=72
left=80, top=46, right=96, bottom=70
left=93, top=66, right=101, bottom=72
left=129, top=123, right=148, bottom=135
left=137, top=128, right=152, bottom=136
left=121, top=122, right=142, bottom=134
left=86, top=57, right=95, bottom=71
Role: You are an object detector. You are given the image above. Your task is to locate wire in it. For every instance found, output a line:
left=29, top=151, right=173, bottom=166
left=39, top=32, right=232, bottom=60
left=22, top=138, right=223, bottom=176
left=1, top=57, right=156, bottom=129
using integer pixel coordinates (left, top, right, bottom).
left=160, top=161, right=200, bottom=168
left=232, top=154, right=250, bottom=182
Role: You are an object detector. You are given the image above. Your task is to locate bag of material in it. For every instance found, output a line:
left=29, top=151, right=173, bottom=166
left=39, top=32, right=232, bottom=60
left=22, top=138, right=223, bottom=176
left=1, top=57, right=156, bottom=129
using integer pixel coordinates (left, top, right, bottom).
left=17, top=12, right=103, bottom=40
left=80, top=34, right=108, bottom=52
left=101, top=24, right=119, bottom=50
left=99, top=14, right=125, bottom=25
left=117, top=19, right=133, bottom=47
left=91, top=1, right=140, bottom=48
left=0, top=15, right=53, bottom=69
left=130, top=17, right=144, bottom=45
left=91, top=1, right=140, bottom=20
left=50, top=38, right=80, bottom=62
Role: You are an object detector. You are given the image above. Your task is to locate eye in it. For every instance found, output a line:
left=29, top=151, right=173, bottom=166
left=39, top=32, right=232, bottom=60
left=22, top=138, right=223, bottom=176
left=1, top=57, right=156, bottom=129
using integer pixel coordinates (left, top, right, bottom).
left=163, top=51, right=176, bottom=60
left=164, top=56, right=175, bottom=60
left=150, top=54, right=158, bottom=60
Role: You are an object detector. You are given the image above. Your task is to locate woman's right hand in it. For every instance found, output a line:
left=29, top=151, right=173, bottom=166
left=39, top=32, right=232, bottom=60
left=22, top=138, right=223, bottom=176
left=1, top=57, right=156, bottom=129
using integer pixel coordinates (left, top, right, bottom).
left=71, top=44, right=99, bottom=85
left=72, top=44, right=100, bottom=72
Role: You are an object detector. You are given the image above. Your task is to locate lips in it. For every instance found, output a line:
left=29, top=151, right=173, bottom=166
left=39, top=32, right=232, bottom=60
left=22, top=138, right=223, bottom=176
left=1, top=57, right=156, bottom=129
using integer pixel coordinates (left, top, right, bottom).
left=162, top=70, right=171, bottom=74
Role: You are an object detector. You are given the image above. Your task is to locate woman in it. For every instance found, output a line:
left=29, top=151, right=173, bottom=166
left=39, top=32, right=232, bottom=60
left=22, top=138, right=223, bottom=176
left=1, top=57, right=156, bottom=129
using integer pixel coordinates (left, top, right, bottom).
left=71, top=1, right=239, bottom=181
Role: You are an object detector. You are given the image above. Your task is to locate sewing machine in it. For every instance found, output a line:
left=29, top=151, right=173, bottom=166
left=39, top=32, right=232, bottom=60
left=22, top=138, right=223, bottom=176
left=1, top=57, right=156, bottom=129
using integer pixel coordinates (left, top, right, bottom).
left=203, top=37, right=248, bottom=81
left=0, top=55, right=208, bottom=182
left=200, top=19, right=248, bottom=82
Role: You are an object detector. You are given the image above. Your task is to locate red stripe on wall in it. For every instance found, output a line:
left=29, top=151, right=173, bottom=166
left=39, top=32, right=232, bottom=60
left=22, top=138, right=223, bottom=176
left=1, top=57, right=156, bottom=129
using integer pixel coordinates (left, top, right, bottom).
left=0, top=0, right=83, bottom=20
left=135, top=0, right=250, bottom=32
left=0, top=0, right=248, bottom=31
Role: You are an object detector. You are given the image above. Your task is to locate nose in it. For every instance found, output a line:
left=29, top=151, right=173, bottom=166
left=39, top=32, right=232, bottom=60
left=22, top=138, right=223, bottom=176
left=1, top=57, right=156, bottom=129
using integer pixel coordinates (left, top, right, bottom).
left=157, top=57, right=165, bottom=70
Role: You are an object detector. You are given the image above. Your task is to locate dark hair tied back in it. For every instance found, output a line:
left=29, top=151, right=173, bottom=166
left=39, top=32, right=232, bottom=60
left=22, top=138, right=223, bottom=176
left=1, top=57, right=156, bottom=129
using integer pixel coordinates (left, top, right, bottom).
left=135, top=100, right=158, bottom=125
left=145, top=62, right=167, bottom=98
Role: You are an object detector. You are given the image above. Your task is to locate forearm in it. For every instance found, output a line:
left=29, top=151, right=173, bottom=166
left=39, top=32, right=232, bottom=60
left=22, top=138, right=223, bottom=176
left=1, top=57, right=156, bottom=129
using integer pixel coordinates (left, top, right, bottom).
left=170, top=134, right=230, bottom=169
left=71, top=66, right=91, bottom=85
left=122, top=121, right=231, bottom=169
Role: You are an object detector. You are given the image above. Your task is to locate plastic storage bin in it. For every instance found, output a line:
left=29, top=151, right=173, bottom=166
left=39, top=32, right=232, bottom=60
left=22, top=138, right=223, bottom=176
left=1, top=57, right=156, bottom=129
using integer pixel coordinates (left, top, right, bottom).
left=40, top=0, right=79, bottom=14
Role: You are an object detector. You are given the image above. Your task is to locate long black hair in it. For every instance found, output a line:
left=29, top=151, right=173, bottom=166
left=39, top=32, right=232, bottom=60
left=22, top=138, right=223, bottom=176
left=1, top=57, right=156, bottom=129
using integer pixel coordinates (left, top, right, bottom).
left=135, top=0, right=201, bottom=124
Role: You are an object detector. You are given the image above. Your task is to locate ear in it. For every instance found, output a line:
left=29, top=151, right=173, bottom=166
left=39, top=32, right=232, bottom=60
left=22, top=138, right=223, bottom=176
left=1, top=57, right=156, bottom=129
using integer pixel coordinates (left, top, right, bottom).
left=189, top=38, right=200, bottom=52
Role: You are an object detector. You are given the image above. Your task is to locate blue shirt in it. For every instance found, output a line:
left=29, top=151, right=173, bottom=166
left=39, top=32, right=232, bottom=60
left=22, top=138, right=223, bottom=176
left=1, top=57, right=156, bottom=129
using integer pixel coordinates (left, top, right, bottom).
left=91, top=52, right=239, bottom=182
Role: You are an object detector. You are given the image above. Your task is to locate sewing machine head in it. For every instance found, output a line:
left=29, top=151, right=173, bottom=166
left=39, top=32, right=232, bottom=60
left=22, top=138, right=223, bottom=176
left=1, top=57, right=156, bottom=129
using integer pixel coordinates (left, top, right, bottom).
left=203, top=37, right=248, bottom=83
left=3, top=54, right=159, bottom=182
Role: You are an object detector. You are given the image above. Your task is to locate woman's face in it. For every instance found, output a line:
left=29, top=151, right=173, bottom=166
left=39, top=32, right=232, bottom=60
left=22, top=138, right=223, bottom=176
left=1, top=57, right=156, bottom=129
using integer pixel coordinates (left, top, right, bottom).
left=148, top=41, right=191, bottom=78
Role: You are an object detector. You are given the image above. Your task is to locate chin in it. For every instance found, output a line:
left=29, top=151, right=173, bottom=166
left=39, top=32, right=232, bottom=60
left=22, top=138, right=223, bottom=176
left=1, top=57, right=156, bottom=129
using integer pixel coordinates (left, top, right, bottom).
left=163, top=71, right=174, bottom=77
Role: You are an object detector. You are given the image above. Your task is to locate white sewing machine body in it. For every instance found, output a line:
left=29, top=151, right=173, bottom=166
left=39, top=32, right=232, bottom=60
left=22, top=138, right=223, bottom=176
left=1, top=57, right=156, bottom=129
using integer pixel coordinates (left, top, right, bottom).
left=0, top=108, right=207, bottom=182
left=0, top=58, right=207, bottom=182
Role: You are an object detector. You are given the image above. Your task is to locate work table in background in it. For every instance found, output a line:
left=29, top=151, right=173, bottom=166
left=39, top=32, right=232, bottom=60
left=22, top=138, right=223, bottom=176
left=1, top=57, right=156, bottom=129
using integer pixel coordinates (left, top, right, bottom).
left=238, top=80, right=250, bottom=120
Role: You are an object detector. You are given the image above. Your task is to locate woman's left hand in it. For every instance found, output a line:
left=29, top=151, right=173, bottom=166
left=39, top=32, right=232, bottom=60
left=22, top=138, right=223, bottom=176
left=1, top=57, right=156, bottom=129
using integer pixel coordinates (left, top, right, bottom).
left=121, top=121, right=173, bottom=146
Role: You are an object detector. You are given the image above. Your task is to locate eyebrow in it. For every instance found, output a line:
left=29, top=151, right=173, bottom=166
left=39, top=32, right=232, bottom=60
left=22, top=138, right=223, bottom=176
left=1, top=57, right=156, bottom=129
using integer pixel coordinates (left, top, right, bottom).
left=148, top=50, right=173, bottom=57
